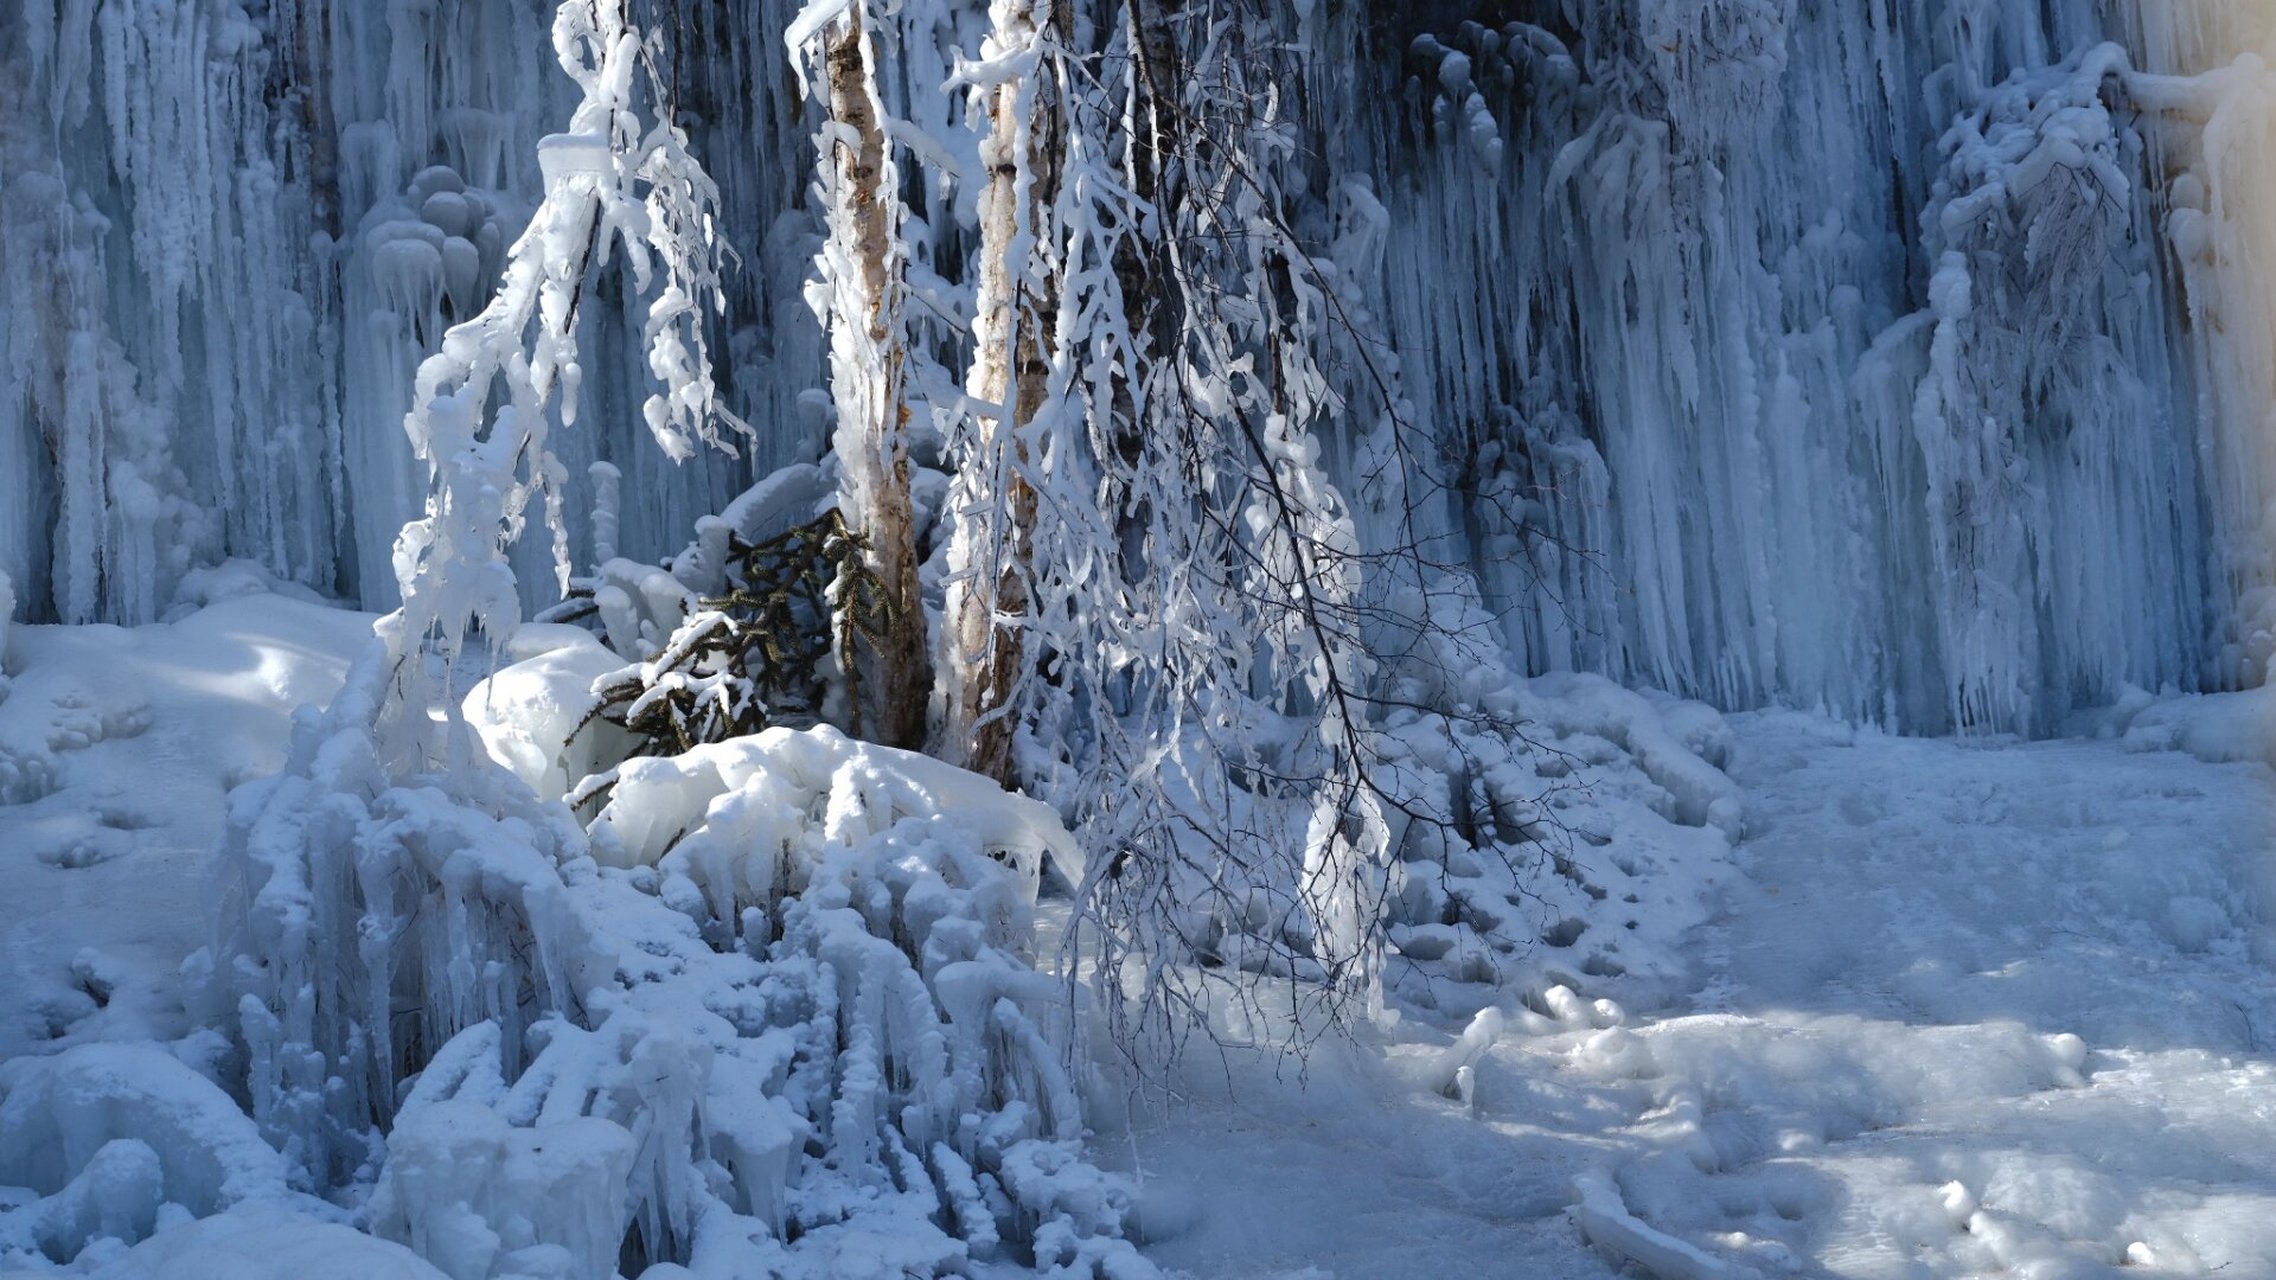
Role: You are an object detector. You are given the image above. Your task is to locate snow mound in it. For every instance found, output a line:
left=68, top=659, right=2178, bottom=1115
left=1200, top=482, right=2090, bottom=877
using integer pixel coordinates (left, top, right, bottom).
left=587, top=724, right=1085, bottom=902
left=79, top=1206, right=448, bottom=1280
left=462, top=624, right=634, bottom=799
left=0, top=1044, right=298, bottom=1262
left=2118, top=685, right=2276, bottom=768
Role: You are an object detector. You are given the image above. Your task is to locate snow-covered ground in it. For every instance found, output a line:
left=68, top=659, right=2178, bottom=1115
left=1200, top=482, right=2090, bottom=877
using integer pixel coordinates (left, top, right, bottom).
left=0, top=582, right=373, bottom=1062
left=3, top=600, right=2272, bottom=1277
left=1117, top=712, right=2276, bottom=1279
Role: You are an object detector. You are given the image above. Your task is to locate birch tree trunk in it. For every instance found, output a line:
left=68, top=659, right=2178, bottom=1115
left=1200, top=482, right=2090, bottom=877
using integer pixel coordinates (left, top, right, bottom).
left=818, top=9, right=931, bottom=750
left=940, top=0, right=1068, bottom=785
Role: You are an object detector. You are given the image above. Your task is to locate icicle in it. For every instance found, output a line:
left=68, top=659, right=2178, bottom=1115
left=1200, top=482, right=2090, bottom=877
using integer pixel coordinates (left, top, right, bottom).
left=588, top=461, right=622, bottom=569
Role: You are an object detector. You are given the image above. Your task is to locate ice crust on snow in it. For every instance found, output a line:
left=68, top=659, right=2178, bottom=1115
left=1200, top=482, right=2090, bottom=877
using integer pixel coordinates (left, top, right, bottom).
left=586, top=728, right=1086, bottom=898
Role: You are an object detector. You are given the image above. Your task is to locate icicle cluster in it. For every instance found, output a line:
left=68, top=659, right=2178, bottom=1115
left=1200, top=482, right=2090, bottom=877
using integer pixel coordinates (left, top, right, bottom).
left=0, top=1, right=222, bottom=626
left=12, top=0, right=2276, bottom=737
left=0, top=0, right=786, bottom=623
left=1318, top=1, right=2276, bottom=732
left=1901, top=45, right=2201, bottom=730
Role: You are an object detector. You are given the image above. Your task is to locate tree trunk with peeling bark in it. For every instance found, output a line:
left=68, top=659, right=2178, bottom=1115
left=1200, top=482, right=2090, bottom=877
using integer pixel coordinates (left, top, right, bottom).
left=941, top=0, right=1069, bottom=785
left=820, top=11, right=930, bottom=751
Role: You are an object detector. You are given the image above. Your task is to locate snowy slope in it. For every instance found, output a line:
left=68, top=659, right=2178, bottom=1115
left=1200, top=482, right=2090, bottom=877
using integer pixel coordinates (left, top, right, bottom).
left=0, top=578, right=374, bottom=1061
left=3, top=598, right=2271, bottom=1277
left=1113, top=713, right=2276, bottom=1279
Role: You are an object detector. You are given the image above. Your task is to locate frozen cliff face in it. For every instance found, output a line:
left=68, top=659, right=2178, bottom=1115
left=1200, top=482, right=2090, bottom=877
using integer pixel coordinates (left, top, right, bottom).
left=4, top=0, right=2275, bottom=733
left=1333, top=1, right=2276, bottom=733
left=0, top=0, right=798, bottom=623
left=1324, top=2, right=2276, bottom=733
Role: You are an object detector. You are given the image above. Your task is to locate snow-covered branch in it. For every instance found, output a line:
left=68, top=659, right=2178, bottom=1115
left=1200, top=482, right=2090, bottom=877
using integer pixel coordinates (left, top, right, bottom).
left=392, top=0, right=743, bottom=708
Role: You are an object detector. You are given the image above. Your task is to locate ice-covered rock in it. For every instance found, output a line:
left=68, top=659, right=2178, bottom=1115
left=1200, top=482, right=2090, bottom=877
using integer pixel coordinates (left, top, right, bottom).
left=83, top=1206, right=449, bottom=1280
left=0, top=1044, right=298, bottom=1261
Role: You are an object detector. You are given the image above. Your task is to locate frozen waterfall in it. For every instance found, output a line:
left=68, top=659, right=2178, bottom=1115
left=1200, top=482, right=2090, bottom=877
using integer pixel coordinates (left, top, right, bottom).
left=4, top=0, right=2274, bottom=735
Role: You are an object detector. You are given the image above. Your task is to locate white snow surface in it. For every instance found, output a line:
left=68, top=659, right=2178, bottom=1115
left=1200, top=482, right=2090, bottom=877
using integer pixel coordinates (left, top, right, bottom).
left=0, top=582, right=373, bottom=1060
left=1108, top=712, right=2276, bottom=1279
left=4, top=599, right=2274, bottom=1277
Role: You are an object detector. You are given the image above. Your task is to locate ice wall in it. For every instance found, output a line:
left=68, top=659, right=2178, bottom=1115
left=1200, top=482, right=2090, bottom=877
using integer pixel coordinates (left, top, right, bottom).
left=3, top=0, right=2272, bottom=734
left=0, top=0, right=808, bottom=622
left=1317, top=1, right=2276, bottom=732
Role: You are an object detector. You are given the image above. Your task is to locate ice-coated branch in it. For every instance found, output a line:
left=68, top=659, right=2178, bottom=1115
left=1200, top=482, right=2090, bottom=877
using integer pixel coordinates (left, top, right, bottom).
left=391, top=0, right=743, bottom=707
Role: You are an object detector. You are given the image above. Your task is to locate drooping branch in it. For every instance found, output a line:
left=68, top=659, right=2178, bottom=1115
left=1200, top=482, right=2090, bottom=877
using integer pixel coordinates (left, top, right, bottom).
left=389, top=0, right=743, bottom=758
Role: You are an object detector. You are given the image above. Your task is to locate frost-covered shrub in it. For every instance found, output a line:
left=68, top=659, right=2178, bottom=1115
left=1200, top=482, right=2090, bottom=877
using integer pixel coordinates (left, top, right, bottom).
left=576, top=511, right=897, bottom=770
left=205, top=629, right=1146, bottom=1276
